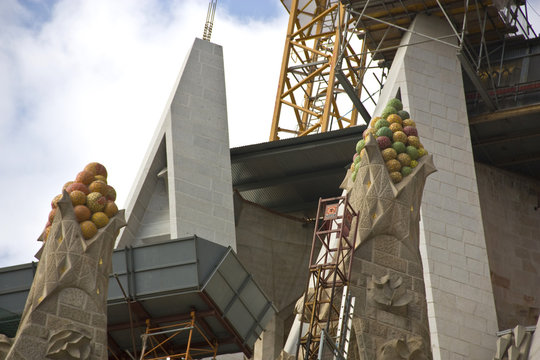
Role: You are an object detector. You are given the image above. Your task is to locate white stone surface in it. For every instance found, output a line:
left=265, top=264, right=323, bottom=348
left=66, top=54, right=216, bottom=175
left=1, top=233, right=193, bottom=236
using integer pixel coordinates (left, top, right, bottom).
left=373, top=14, right=498, bottom=359
left=117, top=38, right=236, bottom=250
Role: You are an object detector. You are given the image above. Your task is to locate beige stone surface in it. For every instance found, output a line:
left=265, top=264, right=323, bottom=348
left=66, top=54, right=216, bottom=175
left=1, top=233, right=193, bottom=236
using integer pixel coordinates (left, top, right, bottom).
left=342, top=134, right=435, bottom=359
left=476, top=163, right=540, bottom=330
left=3, top=192, right=125, bottom=360
left=235, top=196, right=314, bottom=360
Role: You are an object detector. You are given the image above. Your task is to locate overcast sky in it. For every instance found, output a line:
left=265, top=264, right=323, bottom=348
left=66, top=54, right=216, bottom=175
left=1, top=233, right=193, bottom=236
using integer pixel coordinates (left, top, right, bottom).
left=1, top=0, right=540, bottom=268
left=0, top=0, right=287, bottom=267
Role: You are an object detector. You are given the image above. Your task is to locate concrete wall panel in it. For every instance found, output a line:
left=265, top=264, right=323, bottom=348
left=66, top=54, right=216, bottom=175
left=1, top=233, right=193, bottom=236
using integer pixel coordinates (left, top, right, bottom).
left=476, top=162, right=540, bottom=330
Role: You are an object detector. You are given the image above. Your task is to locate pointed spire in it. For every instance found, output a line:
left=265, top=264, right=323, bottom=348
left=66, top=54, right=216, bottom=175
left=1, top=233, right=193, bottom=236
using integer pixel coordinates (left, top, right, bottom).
left=117, top=38, right=236, bottom=250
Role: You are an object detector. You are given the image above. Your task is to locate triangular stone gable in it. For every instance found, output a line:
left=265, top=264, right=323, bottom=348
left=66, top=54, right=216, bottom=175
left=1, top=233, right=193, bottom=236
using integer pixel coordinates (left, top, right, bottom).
left=117, top=38, right=236, bottom=250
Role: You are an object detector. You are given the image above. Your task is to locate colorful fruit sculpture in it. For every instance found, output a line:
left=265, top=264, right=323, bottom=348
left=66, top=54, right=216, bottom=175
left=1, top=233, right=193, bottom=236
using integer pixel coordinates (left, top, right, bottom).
left=42, top=162, right=119, bottom=241
left=353, top=98, right=428, bottom=184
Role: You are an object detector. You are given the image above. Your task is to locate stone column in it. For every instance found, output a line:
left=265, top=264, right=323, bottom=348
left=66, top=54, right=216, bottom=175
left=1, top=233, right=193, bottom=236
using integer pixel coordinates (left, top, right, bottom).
left=343, top=134, right=436, bottom=359
left=372, top=14, right=498, bottom=359
left=4, top=192, right=125, bottom=360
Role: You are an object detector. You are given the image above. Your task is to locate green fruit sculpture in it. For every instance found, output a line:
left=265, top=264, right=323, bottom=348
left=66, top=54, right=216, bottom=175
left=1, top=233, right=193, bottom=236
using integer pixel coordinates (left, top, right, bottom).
left=381, top=106, right=397, bottom=120
left=397, top=110, right=410, bottom=120
left=401, top=166, right=412, bottom=176
left=387, top=98, right=403, bottom=111
left=392, top=141, right=406, bottom=154
left=375, top=119, right=390, bottom=130
left=352, top=97, right=429, bottom=184
left=370, top=117, right=382, bottom=128
left=95, top=175, right=107, bottom=183
left=376, top=127, right=393, bottom=139
left=356, top=139, right=365, bottom=154
left=406, top=146, right=419, bottom=160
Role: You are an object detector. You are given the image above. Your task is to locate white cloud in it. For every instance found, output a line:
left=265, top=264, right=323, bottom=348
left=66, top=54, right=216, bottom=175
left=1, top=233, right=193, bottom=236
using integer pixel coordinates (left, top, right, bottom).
left=0, top=0, right=287, bottom=267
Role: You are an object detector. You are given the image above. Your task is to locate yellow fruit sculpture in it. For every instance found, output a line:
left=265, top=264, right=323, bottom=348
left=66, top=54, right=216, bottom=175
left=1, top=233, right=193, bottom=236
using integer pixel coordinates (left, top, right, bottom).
left=41, top=162, right=120, bottom=241
left=354, top=98, right=428, bottom=184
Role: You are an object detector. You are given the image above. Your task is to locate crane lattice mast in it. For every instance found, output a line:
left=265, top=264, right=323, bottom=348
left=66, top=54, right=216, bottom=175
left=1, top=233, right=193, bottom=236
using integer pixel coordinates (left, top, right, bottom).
left=203, top=0, right=218, bottom=41
left=270, top=0, right=374, bottom=141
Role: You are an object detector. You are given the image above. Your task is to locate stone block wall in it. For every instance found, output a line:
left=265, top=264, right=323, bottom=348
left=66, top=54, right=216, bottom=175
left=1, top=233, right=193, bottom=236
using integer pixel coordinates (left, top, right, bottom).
left=476, top=162, right=540, bottom=330
left=234, top=197, right=314, bottom=360
left=168, top=39, right=236, bottom=249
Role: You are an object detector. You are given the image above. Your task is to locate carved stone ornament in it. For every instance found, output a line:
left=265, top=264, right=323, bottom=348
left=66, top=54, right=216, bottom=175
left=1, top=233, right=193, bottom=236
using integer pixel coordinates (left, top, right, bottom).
left=368, top=274, right=413, bottom=309
left=0, top=335, right=12, bottom=360
left=494, top=325, right=534, bottom=360
left=46, top=327, right=91, bottom=360
left=377, top=336, right=430, bottom=360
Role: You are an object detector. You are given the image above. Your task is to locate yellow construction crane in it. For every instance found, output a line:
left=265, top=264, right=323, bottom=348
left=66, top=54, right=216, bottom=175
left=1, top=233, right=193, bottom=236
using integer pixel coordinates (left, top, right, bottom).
left=270, top=0, right=373, bottom=141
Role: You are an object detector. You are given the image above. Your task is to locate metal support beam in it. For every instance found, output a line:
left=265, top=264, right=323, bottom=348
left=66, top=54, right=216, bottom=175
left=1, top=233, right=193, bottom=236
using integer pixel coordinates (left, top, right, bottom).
left=457, top=51, right=496, bottom=111
left=472, top=130, right=540, bottom=147
left=335, top=69, right=371, bottom=123
left=108, top=309, right=216, bottom=332
left=469, top=103, right=540, bottom=125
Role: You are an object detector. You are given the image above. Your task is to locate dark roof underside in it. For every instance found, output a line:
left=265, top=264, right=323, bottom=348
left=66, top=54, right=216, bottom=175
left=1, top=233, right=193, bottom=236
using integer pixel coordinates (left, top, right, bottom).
left=231, top=126, right=365, bottom=215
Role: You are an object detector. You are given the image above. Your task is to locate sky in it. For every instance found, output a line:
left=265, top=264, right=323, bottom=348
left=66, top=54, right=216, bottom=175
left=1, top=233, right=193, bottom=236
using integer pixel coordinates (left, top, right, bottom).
left=1, top=0, right=540, bottom=268
left=0, top=0, right=288, bottom=267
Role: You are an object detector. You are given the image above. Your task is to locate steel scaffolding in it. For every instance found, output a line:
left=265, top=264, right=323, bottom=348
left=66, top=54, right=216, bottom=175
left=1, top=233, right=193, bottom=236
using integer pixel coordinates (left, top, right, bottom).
left=271, top=0, right=538, bottom=141
left=297, top=196, right=358, bottom=359
left=139, top=311, right=218, bottom=360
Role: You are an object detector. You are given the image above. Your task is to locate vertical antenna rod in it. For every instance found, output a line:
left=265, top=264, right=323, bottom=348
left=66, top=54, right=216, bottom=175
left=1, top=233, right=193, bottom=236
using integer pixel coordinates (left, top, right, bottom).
left=203, top=0, right=218, bottom=41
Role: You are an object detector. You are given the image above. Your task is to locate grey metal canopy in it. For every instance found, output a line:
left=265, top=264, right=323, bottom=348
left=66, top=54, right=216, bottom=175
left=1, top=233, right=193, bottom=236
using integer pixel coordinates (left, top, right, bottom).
left=0, top=236, right=276, bottom=358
